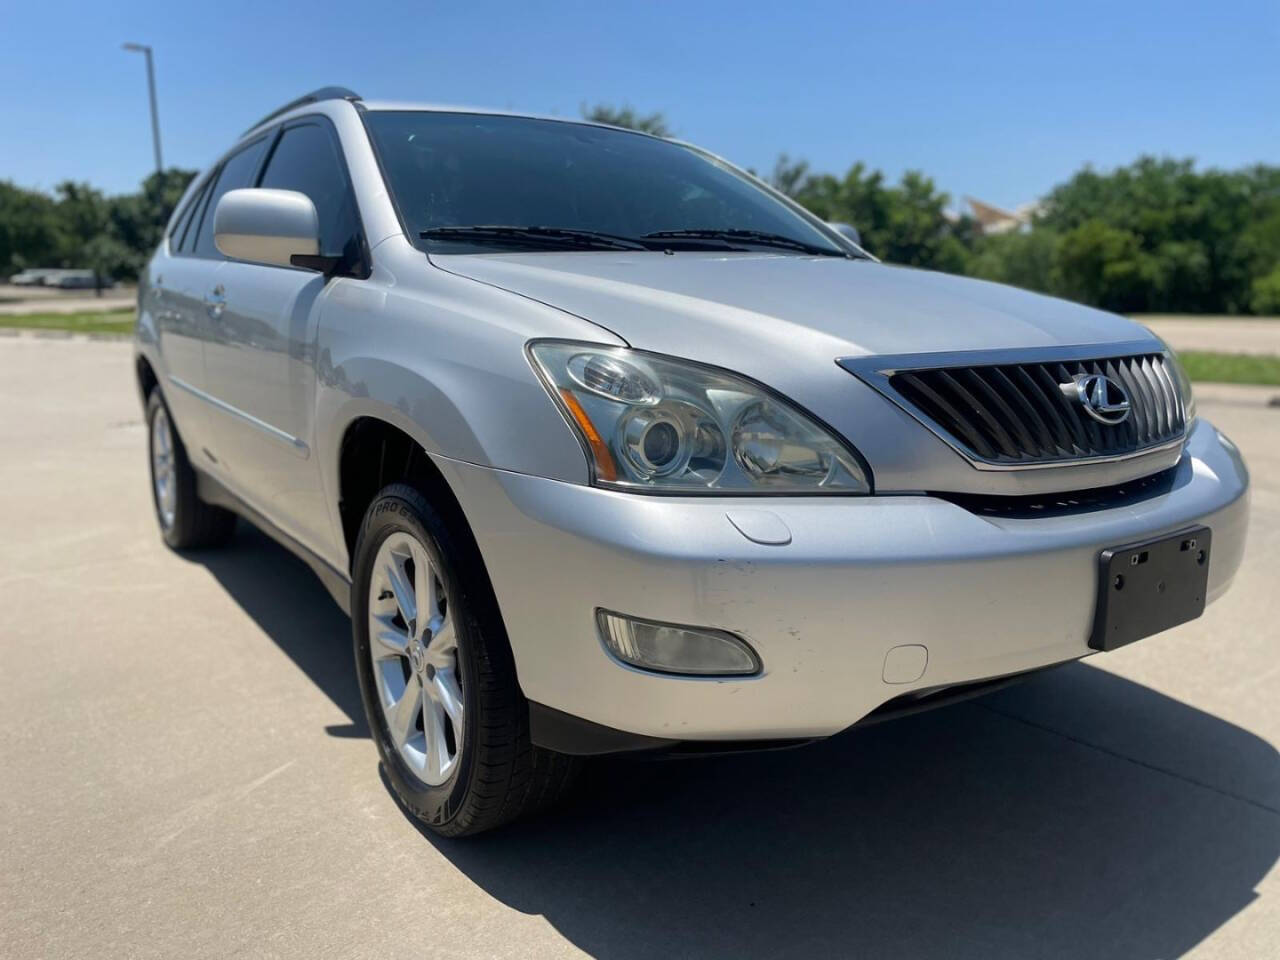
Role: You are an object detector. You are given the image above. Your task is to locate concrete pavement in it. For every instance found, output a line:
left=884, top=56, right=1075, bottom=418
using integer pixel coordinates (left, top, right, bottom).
left=0, top=283, right=136, bottom=315
left=1, top=337, right=1277, bottom=960
left=1141, top=316, right=1280, bottom=356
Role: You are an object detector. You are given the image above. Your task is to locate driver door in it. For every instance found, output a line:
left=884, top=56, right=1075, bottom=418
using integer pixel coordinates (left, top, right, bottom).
left=201, top=117, right=365, bottom=559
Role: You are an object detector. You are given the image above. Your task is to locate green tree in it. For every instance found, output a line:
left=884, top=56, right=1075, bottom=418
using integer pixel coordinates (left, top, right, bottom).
left=1235, top=183, right=1280, bottom=313
left=1251, top=265, right=1280, bottom=314
left=580, top=103, right=671, bottom=137
left=792, top=163, right=892, bottom=250
left=881, top=171, right=968, bottom=271
left=107, top=169, right=196, bottom=277
left=51, top=181, right=109, bottom=266
left=766, top=154, right=811, bottom=197
left=0, top=168, right=195, bottom=281
left=83, top=235, right=136, bottom=293
left=2, top=130, right=1278, bottom=316
left=1038, top=157, right=1280, bottom=313
left=789, top=163, right=970, bottom=273
left=0, top=181, right=61, bottom=275
left=968, top=228, right=1061, bottom=294
left=1052, top=219, right=1151, bottom=312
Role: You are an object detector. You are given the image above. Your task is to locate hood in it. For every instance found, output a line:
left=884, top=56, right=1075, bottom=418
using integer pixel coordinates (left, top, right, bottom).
left=430, top=251, right=1157, bottom=365
left=427, top=250, right=1176, bottom=499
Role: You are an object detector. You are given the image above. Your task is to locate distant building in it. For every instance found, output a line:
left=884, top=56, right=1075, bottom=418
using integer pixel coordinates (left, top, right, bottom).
left=964, top=197, right=1040, bottom=235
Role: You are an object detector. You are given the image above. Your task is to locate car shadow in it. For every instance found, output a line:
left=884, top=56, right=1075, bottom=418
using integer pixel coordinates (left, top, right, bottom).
left=189, top=522, right=368, bottom=739
left=193, top=522, right=1280, bottom=959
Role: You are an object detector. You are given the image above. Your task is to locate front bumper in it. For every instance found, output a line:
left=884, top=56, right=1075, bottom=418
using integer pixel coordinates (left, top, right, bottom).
left=439, top=419, right=1249, bottom=743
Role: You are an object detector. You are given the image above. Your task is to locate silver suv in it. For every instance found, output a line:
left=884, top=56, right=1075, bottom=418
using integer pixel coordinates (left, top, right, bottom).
left=136, top=87, right=1250, bottom=836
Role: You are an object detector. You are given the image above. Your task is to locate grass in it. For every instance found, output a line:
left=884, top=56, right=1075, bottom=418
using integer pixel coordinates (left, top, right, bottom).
left=0, top=309, right=135, bottom=336
left=1179, top=351, right=1280, bottom=386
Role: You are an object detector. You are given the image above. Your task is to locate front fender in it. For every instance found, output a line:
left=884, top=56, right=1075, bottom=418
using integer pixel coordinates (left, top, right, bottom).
left=312, top=269, right=609, bottom=560
left=317, top=352, right=588, bottom=484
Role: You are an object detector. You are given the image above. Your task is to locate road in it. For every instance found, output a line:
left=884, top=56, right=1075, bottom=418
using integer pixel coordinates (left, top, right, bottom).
left=0, top=283, right=136, bottom=315
left=1, top=337, right=1277, bottom=960
left=1140, top=316, right=1280, bottom=356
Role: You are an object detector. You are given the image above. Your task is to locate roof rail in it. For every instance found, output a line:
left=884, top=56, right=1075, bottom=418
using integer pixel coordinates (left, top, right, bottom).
left=243, top=86, right=362, bottom=136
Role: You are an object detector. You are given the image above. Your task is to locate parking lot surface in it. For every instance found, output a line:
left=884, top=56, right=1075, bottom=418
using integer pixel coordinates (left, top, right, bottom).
left=1142, top=316, right=1280, bottom=356
left=0, top=283, right=136, bottom=314
left=1, top=337, right=1277, bottom=960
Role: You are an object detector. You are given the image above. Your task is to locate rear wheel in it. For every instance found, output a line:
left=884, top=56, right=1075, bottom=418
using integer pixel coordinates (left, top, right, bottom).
left=146, top=390, right=236, bottom=549
left=352, top=483, right=577, bottom=836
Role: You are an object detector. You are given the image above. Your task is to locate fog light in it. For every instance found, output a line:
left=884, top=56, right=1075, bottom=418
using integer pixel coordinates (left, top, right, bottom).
left=596, top=610, right=760, bottom=676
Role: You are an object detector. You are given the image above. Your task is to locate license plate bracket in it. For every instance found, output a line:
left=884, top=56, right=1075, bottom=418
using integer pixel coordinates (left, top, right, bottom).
left=1089, top=526, right=1212, bottom=652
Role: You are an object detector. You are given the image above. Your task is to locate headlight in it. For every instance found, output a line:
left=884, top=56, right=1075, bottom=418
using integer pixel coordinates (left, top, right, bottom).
left=529, top=341, right=871, bottom=494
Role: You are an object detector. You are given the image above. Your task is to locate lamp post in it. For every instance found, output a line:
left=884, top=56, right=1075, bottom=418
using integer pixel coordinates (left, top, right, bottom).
left=122, top=42, right=163, bottom=176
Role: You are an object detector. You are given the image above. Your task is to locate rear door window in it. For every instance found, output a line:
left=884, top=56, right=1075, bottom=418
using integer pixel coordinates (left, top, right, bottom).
left=171, top=180, right=209, bottom=253
left=168, top=187, right=197, bottom=250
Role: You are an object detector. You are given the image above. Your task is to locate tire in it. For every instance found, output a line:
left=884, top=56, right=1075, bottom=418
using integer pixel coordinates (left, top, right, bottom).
left=146, top=389, right=237, bottom=550
left=352, top=483, right=578, bottom=837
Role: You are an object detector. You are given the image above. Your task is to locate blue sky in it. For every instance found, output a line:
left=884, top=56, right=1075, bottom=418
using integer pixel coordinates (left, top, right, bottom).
left=2, top=0, right=1276, bottom=209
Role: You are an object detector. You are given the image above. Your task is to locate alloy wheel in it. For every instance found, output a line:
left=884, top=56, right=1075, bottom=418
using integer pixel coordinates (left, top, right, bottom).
left=367, top=531, right=464, bottom=786
left=150, top=405, right=177, bottom=532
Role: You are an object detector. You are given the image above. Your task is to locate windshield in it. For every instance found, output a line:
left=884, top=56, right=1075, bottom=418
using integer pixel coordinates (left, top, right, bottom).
left=364, top=111, right=847, bottom=256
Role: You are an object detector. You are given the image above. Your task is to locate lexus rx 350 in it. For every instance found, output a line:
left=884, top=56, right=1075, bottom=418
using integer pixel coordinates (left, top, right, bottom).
left=135, top=87, right=1250, bottom=836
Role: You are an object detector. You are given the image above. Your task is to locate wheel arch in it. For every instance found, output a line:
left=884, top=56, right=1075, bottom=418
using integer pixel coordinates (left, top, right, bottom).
left=335, top=415, right=460, bottom=564
left=328, top=400, right=453, bottom=561
left=336, top=413, right=521, bottom=684
left=136, top=353, right=159, bottom=406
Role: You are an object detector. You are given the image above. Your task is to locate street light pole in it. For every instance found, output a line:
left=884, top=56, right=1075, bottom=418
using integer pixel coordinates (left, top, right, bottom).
left=122, top=43, right=163, bottom=176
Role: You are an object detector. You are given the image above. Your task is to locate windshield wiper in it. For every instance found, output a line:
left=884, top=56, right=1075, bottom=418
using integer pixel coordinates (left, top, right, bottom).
left=420, top=225, right=648, bottom=252
left=643, top=228, right=852, bottom=258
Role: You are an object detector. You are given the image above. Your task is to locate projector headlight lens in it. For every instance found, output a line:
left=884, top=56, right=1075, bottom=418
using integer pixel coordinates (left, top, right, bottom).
left=529, top=341, right=870, bottom=494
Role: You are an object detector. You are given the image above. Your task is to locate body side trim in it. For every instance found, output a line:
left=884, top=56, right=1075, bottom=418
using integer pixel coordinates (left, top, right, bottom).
left=168, top=374, right=310, bottom=457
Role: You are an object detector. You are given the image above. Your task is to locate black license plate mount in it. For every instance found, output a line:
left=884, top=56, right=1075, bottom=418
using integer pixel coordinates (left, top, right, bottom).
left=1089, top=526, right=1212, bottom=652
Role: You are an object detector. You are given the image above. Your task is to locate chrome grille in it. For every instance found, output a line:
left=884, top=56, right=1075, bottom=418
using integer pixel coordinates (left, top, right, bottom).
left=846, top=349, right=1187, bottom=467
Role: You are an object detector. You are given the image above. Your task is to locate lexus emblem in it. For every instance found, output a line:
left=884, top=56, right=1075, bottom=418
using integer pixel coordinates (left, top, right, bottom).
left=1064, top=374, right=1131, bottom=425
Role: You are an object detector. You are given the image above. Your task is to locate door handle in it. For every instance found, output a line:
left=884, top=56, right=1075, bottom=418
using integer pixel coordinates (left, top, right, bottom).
left=204, top=284, right=226, bottom=320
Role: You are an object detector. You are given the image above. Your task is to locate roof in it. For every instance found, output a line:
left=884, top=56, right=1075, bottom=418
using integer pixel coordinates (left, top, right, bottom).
left=244, top=86, right=672, bottom=143
left=358, top=100, right=671, bottom=138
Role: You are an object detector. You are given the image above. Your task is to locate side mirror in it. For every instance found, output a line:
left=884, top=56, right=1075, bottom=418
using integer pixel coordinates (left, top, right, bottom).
left=214, top=188, right=321, bottom=269
left=826, top=221, right=862, bottom=248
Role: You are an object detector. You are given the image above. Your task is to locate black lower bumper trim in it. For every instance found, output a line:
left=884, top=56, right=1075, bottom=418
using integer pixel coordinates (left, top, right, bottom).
left=852, top=661, right=1068, bottom=728
left=530, top=662, right=1066, bottom=758
left=529, top=702, right=679, bottom=756
left=528, top=703, right=816, bottom=758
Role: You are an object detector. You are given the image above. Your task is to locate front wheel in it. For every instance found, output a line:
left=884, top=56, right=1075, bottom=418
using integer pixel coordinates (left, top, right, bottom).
left=351, top=483, right=577, bottom=836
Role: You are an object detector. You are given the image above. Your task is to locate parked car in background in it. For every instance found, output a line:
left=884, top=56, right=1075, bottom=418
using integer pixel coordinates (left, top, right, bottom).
left=44, top=269, right=114, bottom=290
left=7, top=268, right=61, bottom=286
left=135, top=87, right=1250, bottom=837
